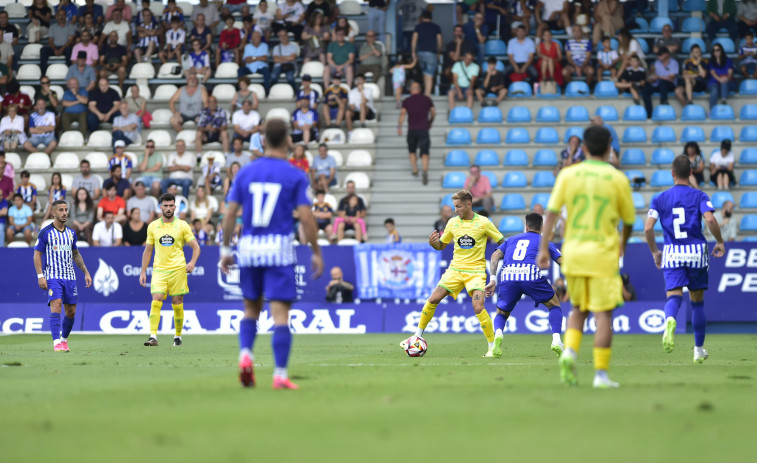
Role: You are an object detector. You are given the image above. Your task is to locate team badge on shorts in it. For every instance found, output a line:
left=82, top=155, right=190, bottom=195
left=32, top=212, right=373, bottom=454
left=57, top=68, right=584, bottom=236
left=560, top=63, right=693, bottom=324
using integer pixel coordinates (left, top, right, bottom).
left=458, top=235, right=475, bottom=249
left=160, top=235, right=175, bottom=246
left=49, top=290, right=53, bottom=296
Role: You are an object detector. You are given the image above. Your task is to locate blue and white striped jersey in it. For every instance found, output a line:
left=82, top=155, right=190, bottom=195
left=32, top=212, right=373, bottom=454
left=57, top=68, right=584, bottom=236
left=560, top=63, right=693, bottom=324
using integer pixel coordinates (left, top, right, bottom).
left=498, top=232, right=561, bottom=282
left=34, top=224, right=78, bottom=280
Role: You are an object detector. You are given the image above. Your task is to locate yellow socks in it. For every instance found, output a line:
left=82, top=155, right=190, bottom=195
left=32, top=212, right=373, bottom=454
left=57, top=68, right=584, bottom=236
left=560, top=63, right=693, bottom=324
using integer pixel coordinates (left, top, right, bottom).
left=476, top=309, right=495, bottom=343
left=565, top=328, right=583, bottom=353
left=594, top=347, right=612, bottom=371
left=418, top=301, right=438, bottom=331
left=172, top=304, right=184, bottom=337
left=149, top=300, right=162, bottom=337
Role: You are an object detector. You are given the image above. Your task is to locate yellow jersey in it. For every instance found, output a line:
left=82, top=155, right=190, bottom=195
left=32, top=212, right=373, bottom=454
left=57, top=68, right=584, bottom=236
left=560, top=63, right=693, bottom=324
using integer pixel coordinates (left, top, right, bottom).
left=547, top=160, right=636, bottom=277
left=441, top=213, right=504, bottom=273
left=146, top=217, right=195, bottom=271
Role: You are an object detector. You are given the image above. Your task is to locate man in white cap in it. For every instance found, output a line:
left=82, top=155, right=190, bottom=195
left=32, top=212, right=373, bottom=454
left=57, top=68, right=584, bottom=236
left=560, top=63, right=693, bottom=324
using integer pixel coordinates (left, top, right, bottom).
left=112, top=100, right=141, bottom=148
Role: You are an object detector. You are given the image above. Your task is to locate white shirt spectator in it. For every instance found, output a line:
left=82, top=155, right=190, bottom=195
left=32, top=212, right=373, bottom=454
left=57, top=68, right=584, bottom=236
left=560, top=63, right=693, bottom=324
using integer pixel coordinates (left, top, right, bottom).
left=232, top=109, right=261, bottom=133
left=253, top=8, right=274, bottom=34
left=277, top=1, right=305, bottom=26
left=165, top=28, right=186, bottom=50
left=0, top=114, right=27, bottom=144
left=167, top=151, right=195, bottom=180
left=102, top=20, right=131, bottom=46
left=92, top=221, right=123, bottom=246
left=348, top=87, right=376, bottom=112
left=710, top=150, right=735, bottom=169
left=541, top=0, right=566, bottom=20
left=190, top=195, right=219, bottom=220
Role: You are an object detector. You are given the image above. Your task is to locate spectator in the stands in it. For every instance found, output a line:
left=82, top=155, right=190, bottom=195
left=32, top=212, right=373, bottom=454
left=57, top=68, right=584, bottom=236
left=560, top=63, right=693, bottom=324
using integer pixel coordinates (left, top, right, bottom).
left=35, top=77, right=59, bottom=115
left=105, top=0, right=132, bottom=22
left=708, top=43, right=734, bottom=109
left=162, top=140, right=194, bottom=195
left=706, top=200, right=737, bottom=242
left=162, top=0, right=185, bottom=26
left=273, top=0, right=306, bottom=38
left=112, top=101, right=140, bottom=148
left=0, top=29, right=13, bottom=70
left=126, top=181, right=155, bottom=224
left=16, top=171, right=37, bottom=210
left=108, top=142, right=132, bottom=180
left=412, top=11, right=442, bottom=97
left=160, top=16, right=186, bottom=64
left=68, top=187, right=95, bottom=244
left=596, top=36, right=619, bottom=80
left=675, top=45, right=708, bottom=106
left=683, top=141, right=706, bottom=187
left=136, top=140, right=163, bottom=197
left=563, top=25, right=594, bottom=87
left=307, top=0, right=336, bottom=23
left=271, top=29, right=300, bottom=89
left=239, top=31, right=270, bottom=89
left=505, top=25, right=537, bottom=85
left=556, top=135, right=584, bottom=175
left=86, top=77, right=120, bottom=132
left=357, top=30, right=385, bottom=83
left=196, top=96, right=230, bottom=157
left=79, top=0, right=104, bottom=26
left=96, top=183, right=127, bottom=224
left=66, top=51, right=97, bottom=93
left=192, top=0, right=219, bottom=31
left=535, top=0, right=569, bottom=39
left=325, top=266, right=354, bottom=302
left=463, top=164, right=494, bottom=214
left=323, top=72, right=348, bottom=127
left=475, top=57, right=508, bottom=104
left=252, top=1, right=274, bottom=41
left=448, top=51, right=479, bottom=110
left=186, top=38, right=212, bottom=82
left=710, top=139, right=735, bottom=190
left=385, top=218, right=401, bottom=243
left=102, top=165, right=131, bottom=201
left=227, top=139, right=251, bottom=175
left=443, top=25, right=475, bottom=86
left=325, top=28, right=355, bottom=89
left=134, top=8, right=160, bottom=63
left=61, top=77, right=89, bottom=134
left=216, top=16, right=241, bottom=68
left=535, top=30, right=563, bottom=90
left=99, top=31, right=128, bottom=88
left=311, top=143, right=337, bottom=191
left=41, top=9, right=76, bottom=71
left=127, top=85, right=147, bottom=124
left=6, top=194, right=35, bottom=245
left=301, top=11, right=330, bottom=66
left=71, top=28, right=99, bottom=67
left=222, top=0, right=251, bottom=18
left=0, top=152, right=12, bottom=201
left=201, top=152, right=223, bottom=191
left=169, top=72, right=209, bottom=132
left=391, top=55, right=417, bottom=108
left=0, top=105, right=27, bottom=153
left=365, top=0, right=388, bottom=43
left=3, top=80, right=32, bottom=119
left=28, top=0, right=53, bottom=43
left=72, top=160, right=101, bottom=201
left=433, top=204, right=452, bottom=234
left=92, top=210, right=122, bottom=246
left=296, top=75, right=319, bottom=110
left=462, top=12, right=488, bottom=67
left=739, top=31, right=757, bottom=80
left=230, top=78, right=258, bottom=114
left=333, top=16, right=356, bottom=43
left=707, top=0, right=738, bottom=43
left=312, top=189, right=334, bottom=237
left=248, top=121, right=264, bottom=156
left=55, top=0, right=78, bottom=24
left=591, top=0, right=622, bottom=45
left=398, top=80, right=434, bottom=184
left=398, top=0, right=428, bottom=50
left=122, top=207, right=147, bottom=246
left=738, top=0, right=757, bottom=37
left=652, top=24, right=680, bottom=55
left=615, top=54, right=652, bottom=116
left=289, top=144, right=310, bottom=172
left=346, top=75, right=376, bottom=131
left=78, top=12, right=103, bottom=43
left=333, top=181, right=367, bottom=243
left=100, top=9, right=132, bottom=59
left=647, top=47, right=678, bottom=107
left=23, top=99, right=58, bottom=156
left=232, top=99, right=261, bottom=143
left=617, top=28, right=645, bottom=69
left=189, top=183, right=216, bottom=230
left=292, top=96, right=319, bottom=144
left=189, top=13, right=213, bottom=55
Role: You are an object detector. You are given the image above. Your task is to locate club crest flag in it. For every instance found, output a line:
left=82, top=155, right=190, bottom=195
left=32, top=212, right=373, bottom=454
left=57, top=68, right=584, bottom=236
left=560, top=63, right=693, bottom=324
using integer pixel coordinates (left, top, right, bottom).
left=354, top=243, right=441, bottom=299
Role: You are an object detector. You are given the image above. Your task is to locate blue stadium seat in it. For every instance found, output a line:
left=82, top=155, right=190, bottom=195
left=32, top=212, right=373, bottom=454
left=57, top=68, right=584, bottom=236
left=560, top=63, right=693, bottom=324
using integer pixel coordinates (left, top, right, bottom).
left=596, top=105, right=619, bottom=121
left=597, top=38, right=619, bottom=51
left=710, top=104, right=735, bottom=120
left=741, top=192, right=757, bottom=209
left=449, top=106, right=473, bottom=124
left=638, top=38, right=650, bottom=54
left=498, top=216, right=524, bottom=234
left=740, top=79, right=757, bottom=95
left=476, top=128, right=501, bottom=144
left=681, top=17, right=705, bottom=32
left=506, top=127, right=530, bottom=144
left=481, top=171, right=498, bottom=188
left=682, top=38, right=706, bottom=54
left=594, top=81, right=619, bottom=98
left=442, top=172, right=466, bottom=188
left=740, top=215, right=757, bottom=231
left=682, top=104, right=707, bottom=121
left=651, top=170, right=674, bottom=187
left=710, top=191, right=734, bottom=209
left=504, top=149, right=528, bottom=166
left=740, top=104, right=757, bottom=120
left=533, top=149, right=558, bottom=166
left=650, top=17, right=674, bottom=33
left=446, top=128, right=471, bottom=145
left=474, top=150, right=499, bottom=166
left=651, top=126, right=677, bottom=143
left=623, top=105, right=648, bottom=121
left=530, top=193, right=550, bottom=209
left=484, top=39, right=507, bottom=56
left=536, top=84, right=561, bottom=98
left=535, top=127, right=559, bottom=144
left=652, top=105, right=676, bottom=121
left=509, top=81, right=532, bottom=97
left=506, top=106, right=531, bottom=123
left=622, top=126, right=647, bottom=143
left=625, top=170, right=646, bottom=185
left=441, top=194, right=454, bottom=209
left=632, top=192, right=646, bottom=209
left=651, top=148, right=675, bottom=166
left=713, top=37, right=735, bottom=53
left=741, top=126, right=757, bottom=142
left=444, top=150, right=470, bottom=167
left=740, top=170, right=757, bottom=186
left=502, top=171, right=528, bottom=188
left=565, top=81, right=590, bottom=97
left=621, top=149, right=646, bottom=165
left=711, top=126, right=735, bottom=142
left=632, top=216, right=644, bottom=232
left=532, top=171, right=555, bottom=188
left=565, top=106, right=589, bottom=122
left=535, top=106, right=560, bottom=122
left=478, top=106, right=503, bottom=123
left=743, top=236, right=757, bottom=241
left=681, top=126, right=705, bottom=143
left=740, top=148, right=757, bottom=164
left=563, top=127, right=584, bottom=143
left=630, top=17, right=649, bottom=33
left=500, top=193, right=526, bottom=211
left=683, top=0, right=706, bottom=12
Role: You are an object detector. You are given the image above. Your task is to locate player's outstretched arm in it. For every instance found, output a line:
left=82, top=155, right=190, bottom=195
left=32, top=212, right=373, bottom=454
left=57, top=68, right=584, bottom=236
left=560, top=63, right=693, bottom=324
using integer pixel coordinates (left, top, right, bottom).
left=297, top=204, right=323, bottom=279
left=703, top=211, right=726, bottom=258
left=537, top=211, right=558, bottom=268
left=33, top=250, right=47, bottom=290
left=139, top=244, right=154, bottom=287
left=72, top=249, right=92, bottom=288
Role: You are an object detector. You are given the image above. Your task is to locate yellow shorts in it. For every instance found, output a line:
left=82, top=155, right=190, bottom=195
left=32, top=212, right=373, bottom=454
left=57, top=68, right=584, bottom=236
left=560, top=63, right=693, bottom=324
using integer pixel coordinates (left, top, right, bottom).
left=151, top=269, right=189, bottom=297
left=438, top=268, right=487, bottom=300
left=566, top=274, right=623, bottom=312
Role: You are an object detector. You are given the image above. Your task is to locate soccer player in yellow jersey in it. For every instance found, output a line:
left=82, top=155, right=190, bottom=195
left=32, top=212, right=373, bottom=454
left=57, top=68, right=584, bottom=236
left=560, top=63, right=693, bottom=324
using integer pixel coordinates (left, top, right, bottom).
left=400, top=190, right=505, bottom=357
left=537, top=126, right=636, bottom=388
left=139, top=193, right=201, bottom=347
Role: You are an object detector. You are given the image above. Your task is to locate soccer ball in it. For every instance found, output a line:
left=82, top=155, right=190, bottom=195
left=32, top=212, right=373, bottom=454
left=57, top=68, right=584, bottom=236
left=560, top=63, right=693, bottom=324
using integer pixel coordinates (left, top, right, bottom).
left=405, top=336, right=428, bottom=357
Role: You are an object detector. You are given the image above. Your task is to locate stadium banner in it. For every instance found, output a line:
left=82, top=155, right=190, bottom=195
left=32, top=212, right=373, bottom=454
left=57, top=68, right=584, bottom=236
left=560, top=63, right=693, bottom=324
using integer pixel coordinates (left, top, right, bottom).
left=353, top=243, right=441, bottom=299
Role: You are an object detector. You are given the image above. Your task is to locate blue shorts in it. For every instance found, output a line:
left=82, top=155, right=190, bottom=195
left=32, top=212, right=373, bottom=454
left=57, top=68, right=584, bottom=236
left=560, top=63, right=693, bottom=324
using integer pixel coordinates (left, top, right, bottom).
left=663, top=266, right=709, bottom=292
left=497, top=279, right=555, bottom=312
left=417, top=51, right=437, bottom=77
left=239, top=265, right=297, bottom=302
left=47, top=278, right=78, bottom=305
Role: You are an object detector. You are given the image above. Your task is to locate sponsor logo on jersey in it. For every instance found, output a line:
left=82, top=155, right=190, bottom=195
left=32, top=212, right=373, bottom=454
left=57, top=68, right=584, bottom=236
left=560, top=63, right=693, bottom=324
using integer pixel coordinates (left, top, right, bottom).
left=159, top=234, right=175, bottom=246
left=458, top=234, right=475, bottom=249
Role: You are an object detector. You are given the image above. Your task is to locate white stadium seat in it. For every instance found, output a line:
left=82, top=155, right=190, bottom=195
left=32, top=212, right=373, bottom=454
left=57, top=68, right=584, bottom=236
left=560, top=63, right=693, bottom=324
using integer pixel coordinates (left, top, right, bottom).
left=323, top=194, right=338, bottom=211
left=266, top=108, right=290, bottom=121
left=53, top=152, right=81, bottom=169
left=4, top=152, right=21, bottom=170
left=344, top=172, right=370, bottom=189
left=317, top=238, right=331, bottom=246
left=7, top=241, right=29, bottom=248
left=4, top=3, right=27, bottom=19
left=268, top=84, right=294, bottom=100
left=87, top=130, right=113, bottom=148
left=328, top=150, right=344, bottom=167
left=348, top=20, right=360, bottom=35
left=24, top=152, right=51, bottom=170
left=151, top=109, right=173, bottom=127
left=157, top=62, right=182, bottom=79
left=123, top=151, right=139, bottom=166
left=129, top=63, right=156, bottom=79
left=85, top=152, right=109, bottom=170
left=339, top=0, right=362, bottom=15
left=153, top=84, right=178, bottom=102
left=212, top=84, right=237, bottom=101
left=20, top=85, right=36, bottom=101
left=59, top=131, right=85, bottom=148
left=310, top=83, right=323, bottom=96
left=348, top=128, right=375, bottom=144
left=76, top=241, right=90, bottom=248
left=338, top=238, right=360, bottom=246
left=40, top=219, right=54, bottom=230
left=365, top=83, right=381, bottom=100
left=46, top=63, right=69, bottom=80
left=149, top=130, right=173, bottom=147
left=215, top=62, right=239, bottom=78
left=300, top=61, right=324, bottom=78
left=61, top=174, right=74, bottom=191
left=320, top=128, right=346, bottom=145
left=249, top=84, right=266, bottom=100
left=346, top=150, right=372, bottom=167
left=29, top=174, right=47, bottom=191
left=176, top=129, right=197, bottom=146
left=148, top=2, right=164, bottom=17
left=17, top=64, right=41, bottom=81
left=137, top=84, right=152, bottom=100
left=49, top=85, right=65, bottom=100
left=20, top=44, right=42, bottom=60
left=109, top=85, right=123, bottom=98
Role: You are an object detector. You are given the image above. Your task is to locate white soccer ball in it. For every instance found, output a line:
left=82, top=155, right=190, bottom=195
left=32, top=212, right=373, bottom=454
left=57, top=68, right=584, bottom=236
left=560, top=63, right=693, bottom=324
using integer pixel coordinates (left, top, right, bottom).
left=405, top=336, right=428, bottom=357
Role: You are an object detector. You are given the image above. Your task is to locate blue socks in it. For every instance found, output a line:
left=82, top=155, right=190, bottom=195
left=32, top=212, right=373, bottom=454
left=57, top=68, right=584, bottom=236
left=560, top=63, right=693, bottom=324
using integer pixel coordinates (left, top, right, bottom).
left=239, top=318, right=257, bottom=351
left=548, top=307, right=563, bottom=335
left=493, top=312, right=509, bottom=332
left=62, top=315, right=75, bottom=339
left=664, top=295, right=683, bottom=319
left=691, top=301, right=706, bottom=347
left=272, top=325, right=292, bottom=368
left=49, top=313, right=61, bottom=341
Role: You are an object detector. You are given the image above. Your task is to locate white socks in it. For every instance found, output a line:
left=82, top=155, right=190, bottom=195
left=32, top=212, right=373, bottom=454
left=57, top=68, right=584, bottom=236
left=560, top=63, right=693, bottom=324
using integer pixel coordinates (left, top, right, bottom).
left=413, top=328, right=423, bottom=338
left=552, top=333, right=562, bottom=344
left=274, top=367, right=288, bottom=379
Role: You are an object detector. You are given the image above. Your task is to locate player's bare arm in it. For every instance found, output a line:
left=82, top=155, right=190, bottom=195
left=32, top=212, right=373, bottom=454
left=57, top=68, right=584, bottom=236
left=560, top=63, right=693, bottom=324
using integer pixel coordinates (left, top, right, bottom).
left=72, top=249, right=92, bottom=288
left=703, top=211, right=726, bottom=258
left=485, top=249, right=504, bottom=297
left=33, top=250, right=47, bottom=290
left=139, top=243, right=154, bottom=287
left=297, top=204, right=324, bottom=279
left=220, top=201, right=239, bottom=275
left=186, top=239, right=201, bottom=274
left=537, top=210, right=558, bottom=268
left=644, top=216, right=663, bottom=269
left=428, top=230, right=448, bottom=251
left=619, top=223, right=633, bottom=258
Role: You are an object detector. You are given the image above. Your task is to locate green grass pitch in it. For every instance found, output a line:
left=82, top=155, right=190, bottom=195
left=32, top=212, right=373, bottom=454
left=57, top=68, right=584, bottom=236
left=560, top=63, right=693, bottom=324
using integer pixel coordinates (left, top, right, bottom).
left=1, top=333, right=756, bottom=463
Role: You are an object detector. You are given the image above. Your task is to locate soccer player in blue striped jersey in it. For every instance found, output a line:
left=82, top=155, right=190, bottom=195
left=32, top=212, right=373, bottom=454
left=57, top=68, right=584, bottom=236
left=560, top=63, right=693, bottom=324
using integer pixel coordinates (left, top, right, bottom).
left=644, top=155, right=725, bottom=363
left=485, top=213, right=564, bottom=357
left=220, top=118, right=323, bottom=390
left=33, top=200, right=92, bottom=352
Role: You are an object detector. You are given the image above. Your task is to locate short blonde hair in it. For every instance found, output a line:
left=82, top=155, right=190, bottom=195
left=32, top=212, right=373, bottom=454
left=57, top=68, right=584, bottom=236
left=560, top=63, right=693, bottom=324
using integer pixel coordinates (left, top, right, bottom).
left=452, top=190, right=472, bottom=203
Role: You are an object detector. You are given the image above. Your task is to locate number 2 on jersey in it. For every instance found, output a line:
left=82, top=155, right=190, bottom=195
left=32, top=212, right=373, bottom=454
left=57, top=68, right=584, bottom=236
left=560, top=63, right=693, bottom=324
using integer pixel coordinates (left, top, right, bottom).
left=672, top=207, right=688, bottom=239
left=513, top=239, right=529, bottom=261
left=248, top=182, right=282, bottom=227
